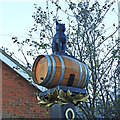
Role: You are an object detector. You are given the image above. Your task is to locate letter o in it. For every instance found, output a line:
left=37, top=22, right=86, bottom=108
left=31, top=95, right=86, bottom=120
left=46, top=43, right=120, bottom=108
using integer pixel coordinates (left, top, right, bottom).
left=65, top=108, right=75, bottom=120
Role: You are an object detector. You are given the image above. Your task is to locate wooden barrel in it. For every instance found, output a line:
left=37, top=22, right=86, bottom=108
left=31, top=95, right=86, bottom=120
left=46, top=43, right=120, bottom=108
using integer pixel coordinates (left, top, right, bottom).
left=32, top=54, right=90, bottom=89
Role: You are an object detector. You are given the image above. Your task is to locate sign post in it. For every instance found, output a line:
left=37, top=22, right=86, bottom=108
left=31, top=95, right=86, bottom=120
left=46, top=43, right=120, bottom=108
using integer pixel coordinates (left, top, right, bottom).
left=50, top=103, right=76, bottom=119
left=37, top=86, right=88, bottom=119
left=32, top=21, right=90, bottom=119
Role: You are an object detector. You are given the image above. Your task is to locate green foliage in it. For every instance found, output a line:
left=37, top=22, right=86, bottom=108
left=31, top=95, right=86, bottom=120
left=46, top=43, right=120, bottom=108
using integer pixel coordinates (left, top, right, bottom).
left=46, top=111, right=49, bottom=115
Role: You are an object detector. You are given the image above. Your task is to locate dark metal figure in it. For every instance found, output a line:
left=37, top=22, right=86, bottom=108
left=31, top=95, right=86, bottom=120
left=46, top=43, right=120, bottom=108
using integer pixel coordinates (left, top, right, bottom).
left=52, top=21, right=67, bottom=54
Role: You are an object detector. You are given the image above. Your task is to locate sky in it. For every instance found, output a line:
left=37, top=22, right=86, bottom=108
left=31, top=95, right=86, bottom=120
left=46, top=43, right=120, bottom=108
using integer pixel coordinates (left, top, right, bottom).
left=0, top=1, right=38, bottom=49
left=0, top=0, right=119, bottom=65
left=0, top=0, right=45, bottom=64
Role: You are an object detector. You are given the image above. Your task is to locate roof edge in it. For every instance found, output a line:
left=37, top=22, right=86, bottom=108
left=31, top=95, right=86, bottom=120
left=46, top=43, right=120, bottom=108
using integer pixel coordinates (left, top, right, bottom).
left=0, top=48, right=47, bottom=92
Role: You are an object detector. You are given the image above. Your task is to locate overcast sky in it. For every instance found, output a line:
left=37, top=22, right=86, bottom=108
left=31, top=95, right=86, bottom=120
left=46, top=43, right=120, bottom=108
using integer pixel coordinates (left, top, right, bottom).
left=0, top=0, right=118, bottom=65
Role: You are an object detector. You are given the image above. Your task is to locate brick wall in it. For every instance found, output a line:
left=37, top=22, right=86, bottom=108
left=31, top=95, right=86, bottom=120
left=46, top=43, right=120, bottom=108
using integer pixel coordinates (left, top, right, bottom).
left=0, top=60, right=49, bottom=118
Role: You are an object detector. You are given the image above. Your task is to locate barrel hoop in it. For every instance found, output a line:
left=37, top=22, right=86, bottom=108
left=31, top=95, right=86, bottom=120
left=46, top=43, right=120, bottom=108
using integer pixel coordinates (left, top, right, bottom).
left=82, top=65, right=89, bottom=88
left=32, top=55, right=42, bottom=84
left=84, top=66, right=90, bottom=87
left=46, top=55, right=56, bottom=86
left=76, top=61, right=83, bottom=88
left=81, top=63, right=88, bottom=88
left=41, top=55, right=51, bottom=85
left=56, top=54, right=65, bottom=85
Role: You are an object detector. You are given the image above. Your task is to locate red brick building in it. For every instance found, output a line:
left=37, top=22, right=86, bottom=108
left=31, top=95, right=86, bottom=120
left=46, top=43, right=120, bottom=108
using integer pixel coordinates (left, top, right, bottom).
left=0, top=49, right=49, bottom=118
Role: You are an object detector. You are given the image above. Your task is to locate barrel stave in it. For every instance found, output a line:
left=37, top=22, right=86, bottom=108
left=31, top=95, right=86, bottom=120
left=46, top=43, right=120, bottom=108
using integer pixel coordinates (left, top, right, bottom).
left=60, top=55, right=80, bottom=87
left=36, top=57, right=48, bottom=84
